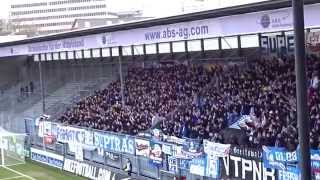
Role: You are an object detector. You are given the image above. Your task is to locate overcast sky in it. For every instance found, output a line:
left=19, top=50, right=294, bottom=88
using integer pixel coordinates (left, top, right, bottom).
left=0, top=0, right=268, bottom=19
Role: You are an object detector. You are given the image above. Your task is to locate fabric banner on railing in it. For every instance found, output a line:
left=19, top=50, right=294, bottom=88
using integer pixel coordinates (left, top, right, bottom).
left=277, top=166, right=300, bottom=180
left=220, top=146, right=276, bottom=180
left=74, top=144, right=84, bottom=162
left=162, top=144, right=172, bottom=155
left=94, top=132, right=135, bottom=155
left=205, top=155, right=219, bottom=178
left=135, top=138, right=150, bottom=157
left=164, top=135, right=186, bottom=145
left=172, top=145, right=189, bottom=159
left=189, top=157, right=206, bottom=176
left=168, top=156, right=178, bottom=173
left=306, top=31, right=320, bottom=52
left=203, top=140, right=230, bottom=157
left=182, top=139, right=203, bottom=158
left=150, top=141, right=163, bottom=166
left=262, top=146, right=299, bottom=170
left=311, top=149, right=320, bottom=173
left=56, top=125, right=94, bottom=147
left=105, top=151, right=120, bottom=162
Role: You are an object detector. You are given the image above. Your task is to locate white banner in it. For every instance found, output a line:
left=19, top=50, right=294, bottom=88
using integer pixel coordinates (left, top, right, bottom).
left=56, top=125, right=94, bottom=146
left=135, top=139, right=150, bottom=157
left=75, top=144, right=84, bottom=162
left=203, top=140, right=230, bottom=157
left=0, top=3, right=320, bottom=57
left=38, top=121, right=44, bottom=138
left=307, top=31, right=320, bottom=52
left=38, top=121, right=53, bottom=138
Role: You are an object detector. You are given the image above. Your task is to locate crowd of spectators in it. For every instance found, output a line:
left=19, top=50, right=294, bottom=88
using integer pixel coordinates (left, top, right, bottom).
left=59, top=55, right=320, bottom=150
left=59, top=65, right=209, bottom=135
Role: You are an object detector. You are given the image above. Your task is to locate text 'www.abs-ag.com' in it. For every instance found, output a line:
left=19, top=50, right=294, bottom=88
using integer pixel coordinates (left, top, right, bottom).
left=145, top=25, right=209, bottom=41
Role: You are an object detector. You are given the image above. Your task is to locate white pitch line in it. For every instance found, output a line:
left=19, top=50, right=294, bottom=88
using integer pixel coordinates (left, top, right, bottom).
left=0, top=176, right=24, bottom=180
left=3, top=167, right=36, bottom=180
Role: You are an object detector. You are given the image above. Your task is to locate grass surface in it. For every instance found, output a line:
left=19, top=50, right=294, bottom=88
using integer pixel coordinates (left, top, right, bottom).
left=0, top=160, right=87, bottom=180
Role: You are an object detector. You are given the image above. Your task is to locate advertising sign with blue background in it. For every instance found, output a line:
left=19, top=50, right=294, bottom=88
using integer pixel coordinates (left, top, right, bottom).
left=263, top=146, right=299, bottom=170
left=31, top=148, right=64, bottom=169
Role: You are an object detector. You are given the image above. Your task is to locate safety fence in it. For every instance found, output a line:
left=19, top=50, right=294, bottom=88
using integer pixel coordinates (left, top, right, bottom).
left=24, top=119, right=320, bottom=180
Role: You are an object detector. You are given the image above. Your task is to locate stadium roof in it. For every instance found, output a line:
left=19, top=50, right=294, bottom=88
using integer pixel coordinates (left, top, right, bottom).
left=0, top=0, right=318, bottom=48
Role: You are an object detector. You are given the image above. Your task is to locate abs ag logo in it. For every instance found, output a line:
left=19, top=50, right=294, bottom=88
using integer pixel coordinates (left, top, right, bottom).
left=260, top=14, right=271, bottom=28
left=101, top=33, right=116, bottom=46
left=258, top=12, right=291, bottom=29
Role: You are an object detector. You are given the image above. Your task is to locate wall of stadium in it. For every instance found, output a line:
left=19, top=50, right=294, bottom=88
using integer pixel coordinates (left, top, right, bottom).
left=0, top=56, right=31, bottom=88
left=28, top=121, right=320, bottom=180
left=0, top=3, right=320, bottom=57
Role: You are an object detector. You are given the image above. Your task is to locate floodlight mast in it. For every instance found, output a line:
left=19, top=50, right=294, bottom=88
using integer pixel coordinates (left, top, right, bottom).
left=292, top=0, right=311, bottom=179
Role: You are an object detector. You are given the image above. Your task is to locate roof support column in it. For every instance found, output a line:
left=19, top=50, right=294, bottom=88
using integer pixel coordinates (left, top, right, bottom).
left=156, top=43, right=160, bottom=61
left=65, top=51, right=69, bottom=60
left=99, top=48, right=103, bottom=60
left=109, top=47, right=113, bottom=61
left=237, top=35, right=242, bottom=56
left=185, top=40, right=189, bottom=59
left=131, top=45, right=135, bottom=61
left=118, top=46, right=125, bottom=107
left=73, top=51, right=76, bottom=61
left=81, top=49, right=85, bottom=60
left=218, top=37, right=222, bottom=58
left=201, top=39, right=205, bottom=58
left=170, top=42, right=174, bottom=60
left=38, top=54, right=45, bottom=114
left=293, top=0, right=311, bottom=179
left=143, top=44, right=147, bottom=61
left=90, top=49, right=93, bottom=59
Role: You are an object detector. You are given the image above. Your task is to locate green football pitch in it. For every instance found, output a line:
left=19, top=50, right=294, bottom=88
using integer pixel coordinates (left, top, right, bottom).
left=0, top=160, right=87, bottom=180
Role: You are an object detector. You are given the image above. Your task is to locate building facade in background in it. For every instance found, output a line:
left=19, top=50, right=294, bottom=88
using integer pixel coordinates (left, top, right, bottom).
left=9, top=0, right=109, bottom=35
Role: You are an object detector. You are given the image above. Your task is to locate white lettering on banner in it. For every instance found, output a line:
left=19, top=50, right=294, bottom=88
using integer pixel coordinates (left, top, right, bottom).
left=56, top=126, right=93, bottom=146
left=278, top=169, right=299, bottom=180
left=63, top=158, right=116, bottom=180
left=94, top=132, right=135, bottom=154
left=260, top=35, right=295, bottom=54
left=0, top=3, right=320, bottom=57
left=223, top=155, right=276, bottom=180
left=231, top=155, right=241, bottom=177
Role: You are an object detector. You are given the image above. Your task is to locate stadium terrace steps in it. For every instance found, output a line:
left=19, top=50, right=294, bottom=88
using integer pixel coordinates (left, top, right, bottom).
left=20, top=77, right=115, bottom=120
left=20, top=82, right=90, bottom=118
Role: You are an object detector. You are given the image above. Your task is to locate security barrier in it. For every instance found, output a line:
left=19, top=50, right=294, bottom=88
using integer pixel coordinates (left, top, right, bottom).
left=26, top=119, right=320, bottom=180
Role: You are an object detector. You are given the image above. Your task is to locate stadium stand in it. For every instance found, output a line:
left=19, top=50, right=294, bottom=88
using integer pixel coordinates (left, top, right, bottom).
left=57, top=54, right=320, bottom=151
